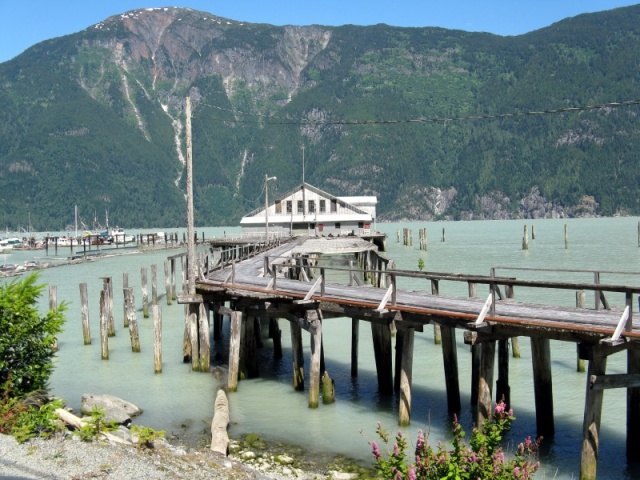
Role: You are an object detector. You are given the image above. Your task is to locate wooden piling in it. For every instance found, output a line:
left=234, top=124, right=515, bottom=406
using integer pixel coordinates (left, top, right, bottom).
left=164, top=260, right=172, bottom=305
left=442, top=227, right=445, bottom=242
left=496, top=339, right=511, bottom=407
left=576, top=291, right=586, bottom=372
left=198, top=303, right=210, bottom=373
left=531, top=337, right=554, bottom=437
left=151, top=264, right=158, bottom=306
left=122, top=273, right=129, bottom=327
left=141, top=267, right=149, bottom=318
left=477, top=339, right=496, bottom=427
left=322, top=371, right=336, bottom=404
left=104, top=277, right=115, bottom=337
left=291, top=322, right=305, bottom=391
left=371, top=322, right=393, bottom=395
left=522, top=224, right=529, bottom=250
left=125, top=288, right=140, bottom=353
left=532, top=225, right=536, bottom=240
left=271, top=318, right=282, bottom=359
left=309, top=312, right=323, bottom=409
left=565, top=223, right=568, bottom=249
left=190, top=307, right=199, bottom=371
left=441, top=325, right=461, bottom=414
left=80, top=283, right=91, bottom=345
left=228, top=311, right=241, bottom=392
left=580, top=346, right=607, bottom=480
left=153, top=304, right=162, bottom=373
left=100, top=290, right=109, bottom=360
left=241, top=315, right=259, bottom=378
left=351, top=318, right=359, bottom=377
left=398, top=327, right=414, bottom=426
left=170, top=258, right=177, bottom=301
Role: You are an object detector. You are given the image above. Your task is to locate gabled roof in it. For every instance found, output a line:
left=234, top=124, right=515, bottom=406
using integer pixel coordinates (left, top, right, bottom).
left=242, top=182, right=371, bottom=218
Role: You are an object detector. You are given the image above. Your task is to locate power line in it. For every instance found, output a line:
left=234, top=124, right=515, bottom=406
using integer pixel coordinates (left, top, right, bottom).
left=197, top=98, right=640, bottom=125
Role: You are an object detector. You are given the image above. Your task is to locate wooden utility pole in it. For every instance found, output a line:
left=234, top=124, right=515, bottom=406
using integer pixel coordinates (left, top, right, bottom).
left=185, top=96, right=196, bottom=295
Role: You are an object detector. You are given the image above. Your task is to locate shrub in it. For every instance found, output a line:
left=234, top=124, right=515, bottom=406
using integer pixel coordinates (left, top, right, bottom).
left=371, top=401, right=540, bottom=479
left=0, top=273, right=66, bottom=397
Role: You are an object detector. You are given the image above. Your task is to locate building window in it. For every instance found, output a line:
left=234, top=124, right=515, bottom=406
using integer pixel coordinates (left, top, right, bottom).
left=297, top=200, right=304, bottom=213
left=358, top=222, right=364, bottom=228
left=335, top=222, right=341, bottom=229
left=319, top=200, right=326, bottom=213
left=275, top=201, right=282, bottom=214
left=286, top=201, right=292, bottom=213
left=308, top=200, right=315, bottom=213
left=331, top=199, right=337, bottom=213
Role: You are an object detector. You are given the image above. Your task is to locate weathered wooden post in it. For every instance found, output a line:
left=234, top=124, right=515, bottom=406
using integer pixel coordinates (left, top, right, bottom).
left=309, top=310, right=323, bottom=409
left=531, top=336, right=554, bottom=437
left=441, top=325, right=461, bottom=414
left=398, top=327, right=415, bottom=426
left=105, top=277, right=115, bottom=337
left=170, top=258, right=177, bottom=301
left=291, top=321, right=305, bottom=391
left=565, top=223, right=569, bottom=249
left=371, top=322, right=393, bottom=394
left=122, top=272, right=129, bottom=327
left=576, top=291, right=586, bottom=372
left=531, top=224, right=536, bottom=240
left=125, top=287, right=140, bottom=353
left=477, top=338, right=496, bottom=427
left=442, top=227, right=445, bottom=242
left=496, top=339, right=511, bottom=407
left=151, top=264, right=158, bottom=306
left=79, top=283, right=91, bottom=345
left=198, top=303, right=210, bottom=372
left=271, top=318, right=282, bottom=359
left=580, top=345, right=608, bottom=480
left=522, top=224, right=529, bottom=250
left=322, top=371, right=336, bottom=405
left=164, top=260, right=171, bottom=306
left=351, top=318, right=359, bottom=377
left=100, top=290, right=109, bottom=360
left=153, top=304, right=162, bottom=373
left=141, top=267, right=149, bottom=318
left=431, top=279, right=442, bottom=344
left=228, top=311, right=242, bottom=392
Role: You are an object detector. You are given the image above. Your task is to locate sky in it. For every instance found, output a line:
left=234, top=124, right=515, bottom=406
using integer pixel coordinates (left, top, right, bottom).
left=0, top=1, right=638, bottom=63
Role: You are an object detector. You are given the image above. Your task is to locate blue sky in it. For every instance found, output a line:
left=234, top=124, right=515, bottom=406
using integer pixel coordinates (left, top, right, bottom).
left=0, top=1, right=638, bottom=63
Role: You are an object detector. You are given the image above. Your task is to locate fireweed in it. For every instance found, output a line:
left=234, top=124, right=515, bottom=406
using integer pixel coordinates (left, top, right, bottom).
left=370, top=401, right=540, bottom=479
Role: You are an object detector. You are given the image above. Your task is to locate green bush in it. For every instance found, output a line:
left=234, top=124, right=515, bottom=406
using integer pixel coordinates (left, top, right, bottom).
left=0, top=273, right=66, bottom=397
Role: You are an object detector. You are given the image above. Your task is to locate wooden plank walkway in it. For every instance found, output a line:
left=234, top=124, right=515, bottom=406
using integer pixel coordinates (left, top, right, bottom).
left=192, top=236, right=640, bottom=480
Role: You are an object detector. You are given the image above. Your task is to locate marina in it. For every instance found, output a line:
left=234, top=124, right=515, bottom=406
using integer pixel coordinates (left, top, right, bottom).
left=2, top=217, right=640, bottom=479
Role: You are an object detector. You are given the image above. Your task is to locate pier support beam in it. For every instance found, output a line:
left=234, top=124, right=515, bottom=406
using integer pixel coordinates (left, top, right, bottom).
left=398, top=327, right=414, bottom=426
left=228, top=311, right=242, bottom=392
left=351, top=318, right=359, bottom=377
left=531, top=337, right=554, bottom=437
left=496, top=339, right=511, bottom=408
left=371, top=321, right=393, bottom=395
left=241, top=314, right=259, bottom=379
left=309, top=310, right=323, bottom=408
left=580, top=345, right=608, bottom=480
left=441, top=325, right=461, bottom=414
left=627, top=348, right=640, bottom=460
left=477, top=339, right=496, bottom=427
left=291, top=322, right=305, bottom=391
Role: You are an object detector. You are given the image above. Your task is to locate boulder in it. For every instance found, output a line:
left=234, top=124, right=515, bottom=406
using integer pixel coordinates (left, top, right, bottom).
left=81, top=394, right=143, bottom=426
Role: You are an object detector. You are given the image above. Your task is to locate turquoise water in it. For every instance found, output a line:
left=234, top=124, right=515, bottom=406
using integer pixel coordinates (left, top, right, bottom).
left=3, top=217, right=640, bottom=478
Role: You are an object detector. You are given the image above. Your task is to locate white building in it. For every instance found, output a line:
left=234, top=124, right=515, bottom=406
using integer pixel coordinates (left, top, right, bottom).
left=240, top=183, right=377, bottom=237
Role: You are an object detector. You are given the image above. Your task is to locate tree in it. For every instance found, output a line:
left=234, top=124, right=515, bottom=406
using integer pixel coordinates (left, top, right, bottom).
left=0, top=274, right=65, bottom=397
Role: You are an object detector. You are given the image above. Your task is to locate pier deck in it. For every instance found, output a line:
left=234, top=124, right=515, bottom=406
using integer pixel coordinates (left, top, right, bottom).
left=190, top=236, right=640, bottom=480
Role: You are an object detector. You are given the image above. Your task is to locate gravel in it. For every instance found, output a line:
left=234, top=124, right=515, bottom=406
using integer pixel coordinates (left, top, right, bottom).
left=0, top=433, right=273, bottom=479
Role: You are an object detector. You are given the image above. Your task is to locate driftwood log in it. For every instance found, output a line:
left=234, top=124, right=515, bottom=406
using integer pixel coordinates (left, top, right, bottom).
left=54, top=408, right=129, bottom=445
left=210, top=389, right=230, bottom=455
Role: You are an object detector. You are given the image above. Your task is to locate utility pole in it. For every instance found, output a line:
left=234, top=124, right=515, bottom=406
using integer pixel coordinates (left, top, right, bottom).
left=185, top=96, right=196, bottom=294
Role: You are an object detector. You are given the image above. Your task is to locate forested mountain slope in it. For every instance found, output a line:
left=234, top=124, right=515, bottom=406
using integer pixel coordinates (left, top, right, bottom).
left=1, top=5, right=639, bottom=229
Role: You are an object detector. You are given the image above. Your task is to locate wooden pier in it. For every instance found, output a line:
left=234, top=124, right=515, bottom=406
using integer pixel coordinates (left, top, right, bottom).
left=181, top=235, right=640, bottom=480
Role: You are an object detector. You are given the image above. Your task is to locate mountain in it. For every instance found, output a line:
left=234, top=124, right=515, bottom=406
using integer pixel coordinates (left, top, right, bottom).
left=1, top=6, right=639, bottom=230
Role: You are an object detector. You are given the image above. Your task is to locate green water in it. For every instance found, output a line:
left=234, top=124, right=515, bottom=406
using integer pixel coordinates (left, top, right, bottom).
left=3, top=217, right=640, bottom=478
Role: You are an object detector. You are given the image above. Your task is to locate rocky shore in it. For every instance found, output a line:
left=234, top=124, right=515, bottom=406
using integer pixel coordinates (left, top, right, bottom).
left=0, top=431, right=373, bottom=480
